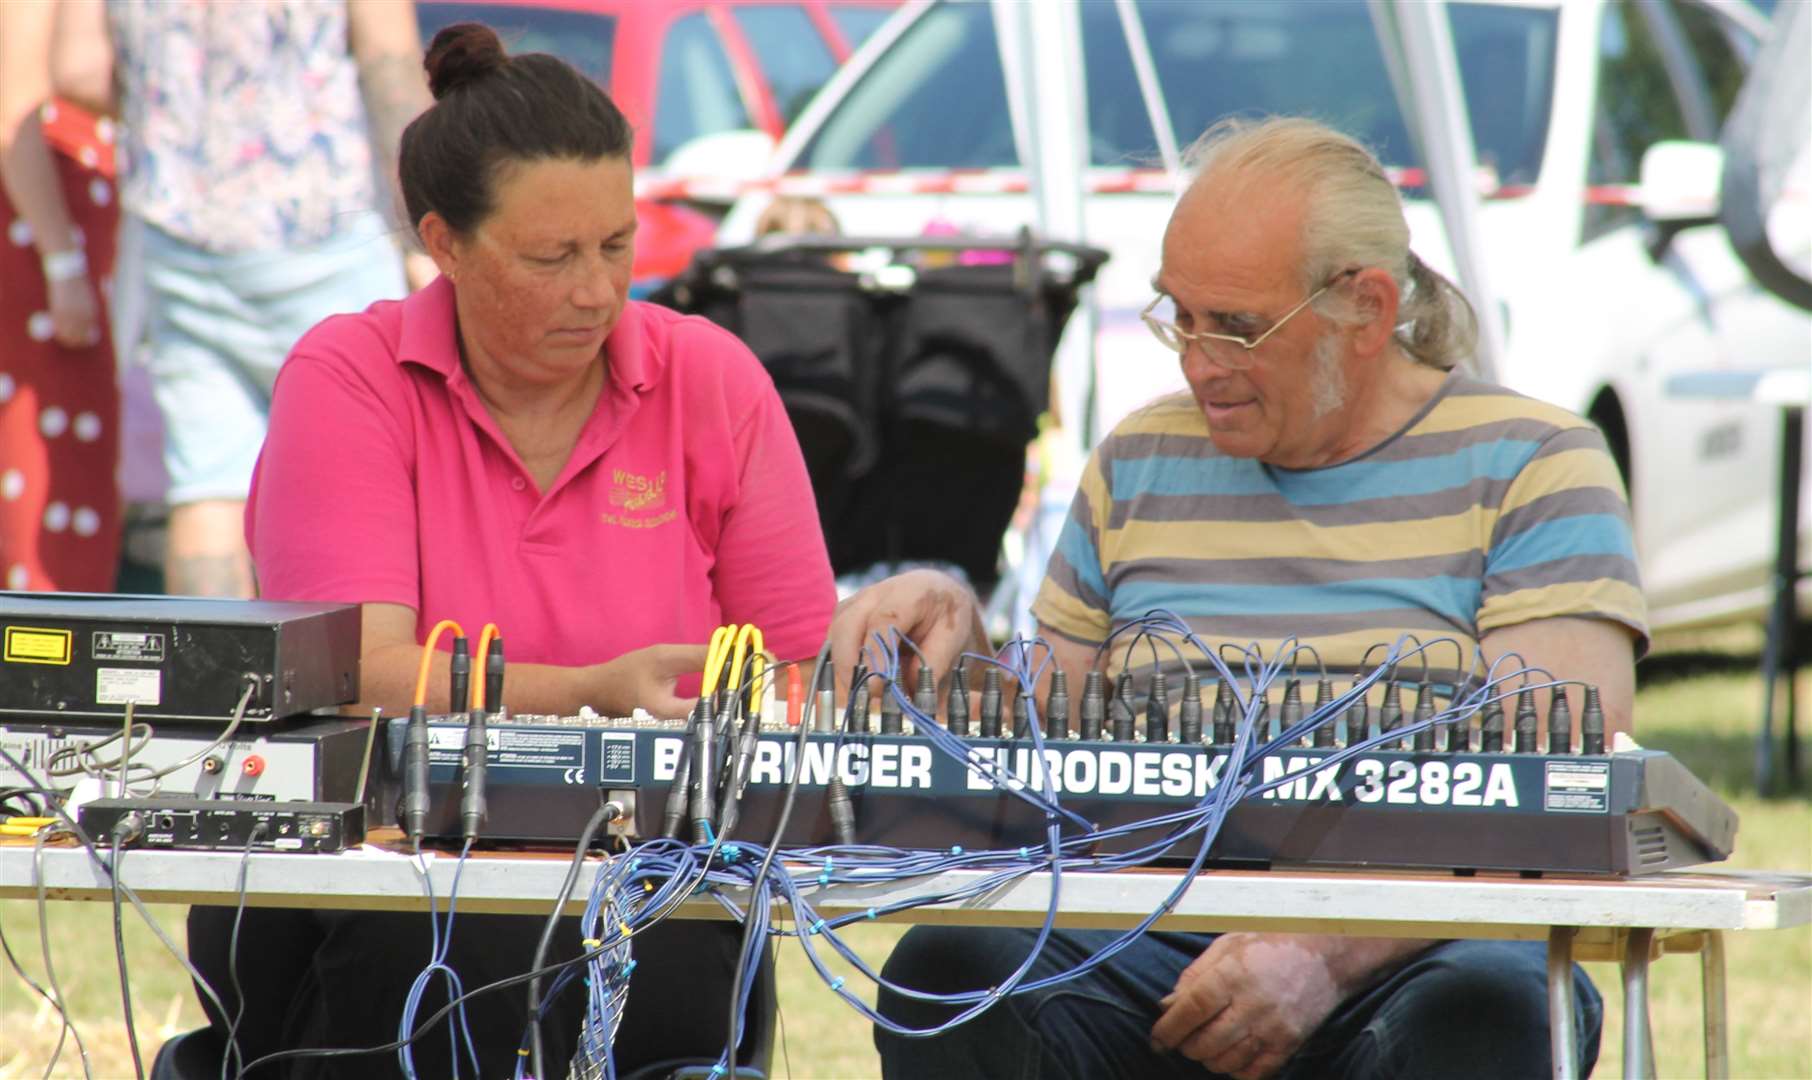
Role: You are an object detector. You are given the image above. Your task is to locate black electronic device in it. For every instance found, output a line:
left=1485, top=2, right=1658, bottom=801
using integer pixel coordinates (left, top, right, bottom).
left=0, top=716, right=374, bottom=804
left=376, top=714, right=1738, bottom=877
left=78, top=797, right=364, bottom=853
left=0, top=592, right=359, bottom=722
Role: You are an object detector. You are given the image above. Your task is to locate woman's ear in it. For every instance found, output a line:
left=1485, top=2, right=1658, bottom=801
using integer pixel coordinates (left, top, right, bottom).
left=417, top=212, right=459, bottom=281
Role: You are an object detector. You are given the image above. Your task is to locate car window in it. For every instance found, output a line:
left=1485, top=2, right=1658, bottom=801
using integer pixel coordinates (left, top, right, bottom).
left=1090, top=1, right=1555, bottom=182
left=797, top=3, right=1014, bottom=169
left=829, top=4, right=894, bottom=49
left=1586, top=2, right=1692, bottom=237
left=734, top=6, right=837, bottom=126
left=653, top=12, right=754, bottom=165
left=799, top=0, right=1556, bottom=184
left=1668, top=0, right=1748, bottom=122
left=1589, top=4, right=1689, bottom=188
left=414, top=3, right=615, bottom=86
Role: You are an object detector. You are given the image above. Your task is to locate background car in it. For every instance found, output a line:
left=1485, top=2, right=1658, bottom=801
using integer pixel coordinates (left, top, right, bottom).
left=719, top=0, right=1812, bottom=634
left=415, top=0, right=898, bottom=285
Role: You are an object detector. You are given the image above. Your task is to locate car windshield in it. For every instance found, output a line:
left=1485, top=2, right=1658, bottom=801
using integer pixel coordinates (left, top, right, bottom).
left=796, top=0, right=1559, bottom=187
left=414, top=3, right=616, bottom=86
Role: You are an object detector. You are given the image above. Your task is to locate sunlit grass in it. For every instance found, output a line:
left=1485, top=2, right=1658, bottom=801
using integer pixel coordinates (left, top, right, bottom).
left=2, top=644, right=1807, bottom=1078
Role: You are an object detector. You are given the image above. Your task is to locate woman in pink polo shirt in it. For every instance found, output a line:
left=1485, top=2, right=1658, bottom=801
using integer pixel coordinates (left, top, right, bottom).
left=183, top=24, right=836, bottom=1078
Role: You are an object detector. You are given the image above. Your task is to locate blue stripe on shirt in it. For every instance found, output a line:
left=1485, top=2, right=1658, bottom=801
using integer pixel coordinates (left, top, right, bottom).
left=1112, top=576, right=1484, bottom=624
left=1054, top=514, right=1109, bottom=601
left=1488, top=514, right=1638, bottom=574
left=1113, top=441, right=1544, bottom=505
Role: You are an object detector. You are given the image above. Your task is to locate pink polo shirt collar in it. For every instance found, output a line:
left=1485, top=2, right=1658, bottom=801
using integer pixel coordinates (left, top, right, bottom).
left=392, top=277, right=664, bottom=500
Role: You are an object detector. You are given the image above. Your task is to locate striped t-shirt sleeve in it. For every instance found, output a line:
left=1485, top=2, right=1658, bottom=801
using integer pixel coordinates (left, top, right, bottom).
left=1033, top=438, right=1116, bottom=646
left=1479, top=422, right=1648, bottom=647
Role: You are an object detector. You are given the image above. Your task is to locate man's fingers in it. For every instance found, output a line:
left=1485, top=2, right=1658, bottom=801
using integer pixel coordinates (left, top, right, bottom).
left=1181, top=1018, right=1252, bottom=1072
left=1201, top=1031, right=1265, bottom=1078
left=1232, top=1046, right=1290, bottom=1080
left=1148, top=980, right=1227, bottom=1050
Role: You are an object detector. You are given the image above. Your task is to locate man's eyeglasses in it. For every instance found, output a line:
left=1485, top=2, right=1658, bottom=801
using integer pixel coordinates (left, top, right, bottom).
left=1142, top=268, right=1360, bottom=370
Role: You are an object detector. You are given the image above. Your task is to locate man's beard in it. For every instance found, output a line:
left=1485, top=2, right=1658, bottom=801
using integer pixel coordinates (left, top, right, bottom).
left=1309, top=332, right=1348, bottom=419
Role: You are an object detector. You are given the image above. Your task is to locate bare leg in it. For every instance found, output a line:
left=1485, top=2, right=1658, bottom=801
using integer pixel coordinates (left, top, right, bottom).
left=164, top=499, right=255, bottom=597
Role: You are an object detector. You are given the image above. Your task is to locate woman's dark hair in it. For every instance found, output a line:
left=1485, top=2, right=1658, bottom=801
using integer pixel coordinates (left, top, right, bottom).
left=399, top=23, right=632, bottom=234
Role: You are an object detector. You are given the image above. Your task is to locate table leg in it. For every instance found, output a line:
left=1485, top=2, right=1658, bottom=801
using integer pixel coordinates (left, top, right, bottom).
left=1548, top=926, right=1578, bottom=1080
left=1622, top=927, right=1657, bottom=1080
left=1702, top=930, right=1729, bottom=1079
left=1787, top=407, right=1804, bottom=788
left=1760, top=405, right=1805, bottom=795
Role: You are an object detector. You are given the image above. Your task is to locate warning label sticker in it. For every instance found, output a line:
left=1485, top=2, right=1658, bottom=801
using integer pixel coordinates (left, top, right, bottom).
left=4, top=626, right=71, bottom=665
left=428, top=726, right=585, bottom=776
left=1544, top=760, right=1610, bottom=814
left=491, top=729, right=586, bottom=771
left=93, top=631, right=166, bottom=663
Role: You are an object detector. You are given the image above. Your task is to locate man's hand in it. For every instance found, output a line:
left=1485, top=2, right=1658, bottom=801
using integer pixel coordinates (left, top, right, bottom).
left=1150, top=934, right=1342, bottom=1080
left=587, top=643, right=709, bottom=719
left=827, top=569, right=988, bottom=693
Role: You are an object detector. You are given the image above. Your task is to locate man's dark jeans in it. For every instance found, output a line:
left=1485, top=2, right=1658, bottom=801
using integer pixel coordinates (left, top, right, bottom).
left=875, top=927, right=1602, bottom=1079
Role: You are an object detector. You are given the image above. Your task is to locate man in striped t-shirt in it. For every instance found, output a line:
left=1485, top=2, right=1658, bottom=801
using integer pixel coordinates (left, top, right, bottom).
left=837, top=117, right=1642, bottom=1079
left=1037, top=374, right=1646, bottom=698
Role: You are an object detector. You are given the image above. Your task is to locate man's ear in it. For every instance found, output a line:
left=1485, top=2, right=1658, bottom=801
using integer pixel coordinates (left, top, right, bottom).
left=1348, top=266, right=1400, bottom=358
left=417, top=212, right=460, bottom=280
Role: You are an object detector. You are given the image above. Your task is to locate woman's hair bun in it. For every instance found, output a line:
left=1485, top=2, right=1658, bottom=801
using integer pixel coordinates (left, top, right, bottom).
left=423, top=23, right=508, bottom=100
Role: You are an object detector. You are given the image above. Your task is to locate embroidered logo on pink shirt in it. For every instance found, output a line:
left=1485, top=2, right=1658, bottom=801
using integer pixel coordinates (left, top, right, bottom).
left=605, top=468, right=674, bottom=528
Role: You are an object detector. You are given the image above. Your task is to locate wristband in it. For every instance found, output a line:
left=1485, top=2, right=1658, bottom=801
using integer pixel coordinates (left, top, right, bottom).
left=41, top=249, right=88, bottom=283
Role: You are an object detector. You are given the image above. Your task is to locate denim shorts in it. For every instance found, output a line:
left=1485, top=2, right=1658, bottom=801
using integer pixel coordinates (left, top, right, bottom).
left=135, top=211, right=405, bottom=505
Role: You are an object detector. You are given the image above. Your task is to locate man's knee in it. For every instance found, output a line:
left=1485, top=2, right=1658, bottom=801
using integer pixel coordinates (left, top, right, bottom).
left=1366, top=940, right=1601, bottom=1077
left=876, top=925, right=1028, bottom=1027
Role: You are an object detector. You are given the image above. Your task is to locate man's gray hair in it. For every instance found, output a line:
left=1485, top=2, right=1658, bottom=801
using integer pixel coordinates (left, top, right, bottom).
left=1181, top=116, right=1478, bottom=371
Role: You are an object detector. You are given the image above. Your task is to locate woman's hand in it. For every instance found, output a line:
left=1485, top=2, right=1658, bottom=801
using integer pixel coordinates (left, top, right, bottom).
left=828, top=569, right=989, bottom=692
left=47, top=271, right=101, bottom=348
left=587, top=643, right=709, bottom=719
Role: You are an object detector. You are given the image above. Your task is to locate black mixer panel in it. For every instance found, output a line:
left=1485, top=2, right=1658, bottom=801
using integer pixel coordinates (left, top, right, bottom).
left=378, top=717, right=1737, bottom=877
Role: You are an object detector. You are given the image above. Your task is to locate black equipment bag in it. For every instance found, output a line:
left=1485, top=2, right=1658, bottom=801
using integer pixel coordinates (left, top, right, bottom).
left=654, top=234, right=1107, bottom=590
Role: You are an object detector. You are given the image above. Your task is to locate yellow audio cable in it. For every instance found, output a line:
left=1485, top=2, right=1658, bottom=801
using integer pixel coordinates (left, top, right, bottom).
left=702, top=625, right=734, bottom=697
left=729, top=624, right=764, bottom=699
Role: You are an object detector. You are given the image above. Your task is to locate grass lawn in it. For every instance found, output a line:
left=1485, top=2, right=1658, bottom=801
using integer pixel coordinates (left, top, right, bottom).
left=2, top=640, right=1808, bottom=1078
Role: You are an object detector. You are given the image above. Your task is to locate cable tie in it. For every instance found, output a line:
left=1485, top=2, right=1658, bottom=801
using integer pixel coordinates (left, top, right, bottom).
left=644, top=881, right=654, bottom=893
left=1019, top=847, right=1029, bottom=859
left=823, top=856, right=833, bottom=872
left=582, top=938, right=602, bottom=948
left=818, top=873, right=830, bottom=886
left=709, top=1067, right=726, bottom=1079
left=723, top=844, right=741, bottom=862
left=620, top=921, right=633, bottom=938
left=702, top=822, right=716, bottom=843
left=950, top=845, right=963, bottom=855
left=865, top=908, right=877, bottom=920
left=517, top=1049, right=531, bottom=1057
left=830, top=976, right=846, bottom=992
left=809, top=918, right=825, bottom=935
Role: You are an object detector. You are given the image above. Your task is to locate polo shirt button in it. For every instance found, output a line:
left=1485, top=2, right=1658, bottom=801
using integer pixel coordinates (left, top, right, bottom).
left=511, top=477, right=526, bottom=491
